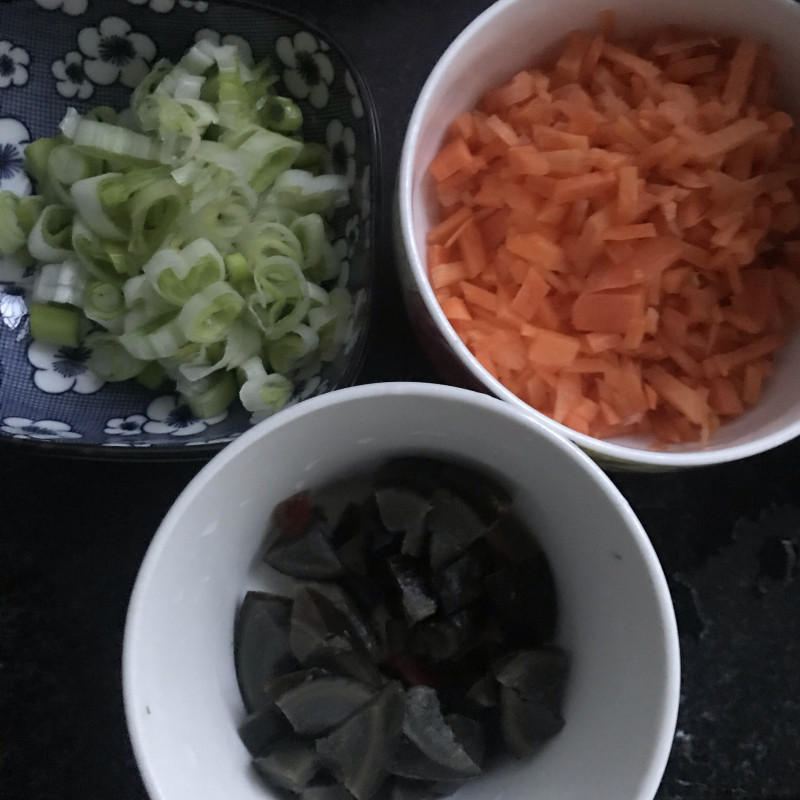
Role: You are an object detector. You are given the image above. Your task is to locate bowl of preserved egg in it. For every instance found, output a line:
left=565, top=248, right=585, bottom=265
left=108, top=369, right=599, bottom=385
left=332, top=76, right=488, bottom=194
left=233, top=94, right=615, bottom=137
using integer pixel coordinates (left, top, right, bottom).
left=0, top=0, right=377, bottom=456
left=123, top=382, right=680, bottom=800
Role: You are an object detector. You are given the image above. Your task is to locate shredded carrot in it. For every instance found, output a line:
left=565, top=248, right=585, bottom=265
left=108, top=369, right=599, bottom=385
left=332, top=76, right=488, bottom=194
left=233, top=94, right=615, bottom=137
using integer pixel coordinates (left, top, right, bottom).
left=425, top=15, right=800, bottom=446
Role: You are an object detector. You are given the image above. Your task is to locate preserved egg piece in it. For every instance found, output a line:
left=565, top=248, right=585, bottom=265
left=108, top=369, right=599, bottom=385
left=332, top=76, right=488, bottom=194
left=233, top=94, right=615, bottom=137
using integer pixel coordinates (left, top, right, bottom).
left=464, top=671, right=499, bottom=710
left=387, top=555, right=438, bottom=624
left=301, top=783, right=355, bottom=800
left=499, top=685, right=565, bottom=758
left=290, top=587, right=363, bottom=664
left=492, top=646, right=569, bottom=704
left=234, top=591, right=297, bottom=712
left=409, top=606, right=482, bottom=662
left=400, top=686, right=481, bottom=777
left=305, top=582, right=380, bottom=658
left=386, top=778, right=440, bottom=800
left=437, top=461, right=512, bottom=527
left=253, top=738, right=322, bottom=793
left=484, top=552, right=558, bottom=646
left=388, top=735, right=478, bottom=783
left=432, top=542, right=489, bottom=614
left=238, top=704, right=293, bottom=756
left=427, top=489, right=488, bottom=570
left=444, top=714, right=485, bottom=768
left=374, top=486, right=431, bottom=557
left=264, top=516, right=344, bottom=580
left=275, top=676, right=376, bottom=736
left=315, top=681, right=406, bottom=800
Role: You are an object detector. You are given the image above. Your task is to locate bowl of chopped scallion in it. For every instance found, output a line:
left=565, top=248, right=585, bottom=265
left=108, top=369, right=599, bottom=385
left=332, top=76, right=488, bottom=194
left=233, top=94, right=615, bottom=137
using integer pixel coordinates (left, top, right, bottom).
left=0, top=0, right=377, bottom=457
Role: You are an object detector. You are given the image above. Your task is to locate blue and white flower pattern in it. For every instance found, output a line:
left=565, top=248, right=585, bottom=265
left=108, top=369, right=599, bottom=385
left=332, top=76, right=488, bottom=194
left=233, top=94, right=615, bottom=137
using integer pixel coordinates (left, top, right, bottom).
left=0, top=2, right=372, bottom=449
left=0, top=282, right=28, bottom=331
left=0, top=118, right=32, bottom=197
left=276, top=32, right=334, bottom=110
left=33, top=0, right=89, bottom=16
left=141, top=394, right=227, bottom=436
left=77, top=17, right=156, bottom=89
left=52, top=51, right=94, bottom=100
left=326, top=119, right=356, bottom=188
left=344, top=70, right=364, bottom=120
left=125, top=0, right=209, bottom=13
left=28, top=340, right=105, bottom=394
left=0, top=41, right=30, bottom=90
left=104, top=413, right=148, bottom=436
left=1, top=416, right=82, bottom=440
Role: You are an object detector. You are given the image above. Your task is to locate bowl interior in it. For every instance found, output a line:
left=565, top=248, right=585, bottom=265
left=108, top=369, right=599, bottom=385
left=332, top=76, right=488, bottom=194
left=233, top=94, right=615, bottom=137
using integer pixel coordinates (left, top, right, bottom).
left=398, top=0, right=800, bottom=468
left=124, top=383, right=679, bottom=800
left=0, top=0, right=376, bottom=455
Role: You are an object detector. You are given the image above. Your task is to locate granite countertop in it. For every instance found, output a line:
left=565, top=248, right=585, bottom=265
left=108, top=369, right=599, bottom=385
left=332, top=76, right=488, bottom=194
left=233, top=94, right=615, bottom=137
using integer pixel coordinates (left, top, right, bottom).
left=1, top=0, right=799, bottom=798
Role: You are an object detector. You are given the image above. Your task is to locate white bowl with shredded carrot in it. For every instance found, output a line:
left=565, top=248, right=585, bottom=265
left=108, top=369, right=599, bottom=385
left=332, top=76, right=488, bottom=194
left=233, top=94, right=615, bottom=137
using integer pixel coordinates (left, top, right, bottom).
left=395, top=0, right=800, bottom=470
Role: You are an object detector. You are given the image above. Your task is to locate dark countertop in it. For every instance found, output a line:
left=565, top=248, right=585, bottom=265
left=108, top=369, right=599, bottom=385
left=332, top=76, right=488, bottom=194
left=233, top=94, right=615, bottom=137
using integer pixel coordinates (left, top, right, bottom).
left=1, top=1, right=799, bottom=798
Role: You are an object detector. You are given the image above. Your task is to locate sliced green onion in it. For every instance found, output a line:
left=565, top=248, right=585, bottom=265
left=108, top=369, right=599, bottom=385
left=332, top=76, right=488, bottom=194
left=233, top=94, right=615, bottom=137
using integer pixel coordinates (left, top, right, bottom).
left=29, top=302, right=82, bottom=347
left=177, top=369, right=238, bottom=419
left=144, top=238, right=225, bottom=305
left=136, top=360, right=167, bottom=390
left=237, top=356, right=292, bottom=417
left=119, top=311, right=186, bottom=360
left=19, top=40, right=354, bottom=420
left=28, top=204, right=73, bottom=262
left=61, top=109, right=160, bottom=166
left=267, top=169, right=349, bottom=214
left=177, top=280, right=244, bottom=343
left=84, top=280, right=125, bottom=322
left=85, top=331, right=146, bottom=381
left=0, top=191, right=27, bottom=254
left=24, top=137, right=61, bottom=186
left=224, top=126, right=304, bottom=193
left=267, top=323, right=319, bottom=374
left=260, top=96, right=303, bottom=133
left=32, top=259, right=87, bottom=306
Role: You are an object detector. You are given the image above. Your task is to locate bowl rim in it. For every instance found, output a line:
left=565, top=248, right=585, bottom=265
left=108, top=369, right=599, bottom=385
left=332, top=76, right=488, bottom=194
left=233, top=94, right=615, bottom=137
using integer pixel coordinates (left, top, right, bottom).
left=397, top=0, right=800, bottom=470
left=0, top=0, right=382, bottom=462
left=122, top=380, right=681, bottom=800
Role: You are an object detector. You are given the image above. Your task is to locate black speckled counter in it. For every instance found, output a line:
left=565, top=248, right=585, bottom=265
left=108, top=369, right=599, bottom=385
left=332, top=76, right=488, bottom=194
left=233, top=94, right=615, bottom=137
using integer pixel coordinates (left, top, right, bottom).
left=2, top=1, right=800, bottom=798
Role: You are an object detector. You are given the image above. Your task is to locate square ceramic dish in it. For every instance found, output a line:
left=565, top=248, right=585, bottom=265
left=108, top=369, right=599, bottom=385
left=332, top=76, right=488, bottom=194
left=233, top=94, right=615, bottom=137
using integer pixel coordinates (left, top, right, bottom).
left=0, top=0, right=378, bottom=457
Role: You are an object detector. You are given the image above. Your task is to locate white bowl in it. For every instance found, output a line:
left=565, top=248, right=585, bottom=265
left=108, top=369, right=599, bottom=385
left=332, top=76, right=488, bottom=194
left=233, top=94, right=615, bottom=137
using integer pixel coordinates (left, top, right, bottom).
left=395, top=0, right=800, bottom=470
left=123, top=382, right=679, bottom=800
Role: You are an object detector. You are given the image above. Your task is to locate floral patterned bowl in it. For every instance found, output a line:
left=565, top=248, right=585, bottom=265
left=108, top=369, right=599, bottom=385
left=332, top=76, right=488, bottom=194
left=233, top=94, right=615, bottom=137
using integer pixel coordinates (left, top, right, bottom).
left=0, top=0, right=377, bottom=457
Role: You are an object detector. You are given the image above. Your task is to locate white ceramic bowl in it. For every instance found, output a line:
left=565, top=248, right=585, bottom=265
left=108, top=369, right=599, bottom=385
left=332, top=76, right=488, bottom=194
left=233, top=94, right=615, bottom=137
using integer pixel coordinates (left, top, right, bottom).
left=123, top=382, right=679, bottom=800
left=395, top=0, right=800, bottom=470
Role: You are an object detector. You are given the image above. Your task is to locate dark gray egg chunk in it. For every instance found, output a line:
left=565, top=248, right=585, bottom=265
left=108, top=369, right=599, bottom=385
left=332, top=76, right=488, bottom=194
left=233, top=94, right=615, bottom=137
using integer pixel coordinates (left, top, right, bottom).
left=409, top=606, right=482, bottom=662
left=431, top=543, right=489, bottom=614
left=387, top=555, right=438, bottom=624
left=238, top=704, right=293, bottom=757
left=263, top=515, right=345, bottom=580
left=492, top=646, right=569, bottom=703
left=426, top=489, right=489, bottom=570
left=499, top=684, right=566, bottom=758
left=484, top=552, right=557, bottom=645
left=253, top=739, right=323, bottom=793
left=234, top=591, right=297, bottom=712
left=275, top=676, right=375, bottom=736
left=300, top=783, right=355, bottom=800
left=290, top=587, right=362, bottom=663
left=374, top=485, right=431, bottom=557
left=315, top=681, right=406, bottom=800
left=399, top=686, right=481, bottom=777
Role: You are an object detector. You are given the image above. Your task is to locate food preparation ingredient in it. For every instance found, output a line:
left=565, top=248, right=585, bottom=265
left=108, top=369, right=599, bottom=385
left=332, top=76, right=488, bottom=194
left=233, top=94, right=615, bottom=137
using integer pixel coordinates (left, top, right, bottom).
left=426, top=15, right=800, bottom=445
left=233, top=456, right=569, bottom=800
left=0, top=39, right=353, bottom=420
